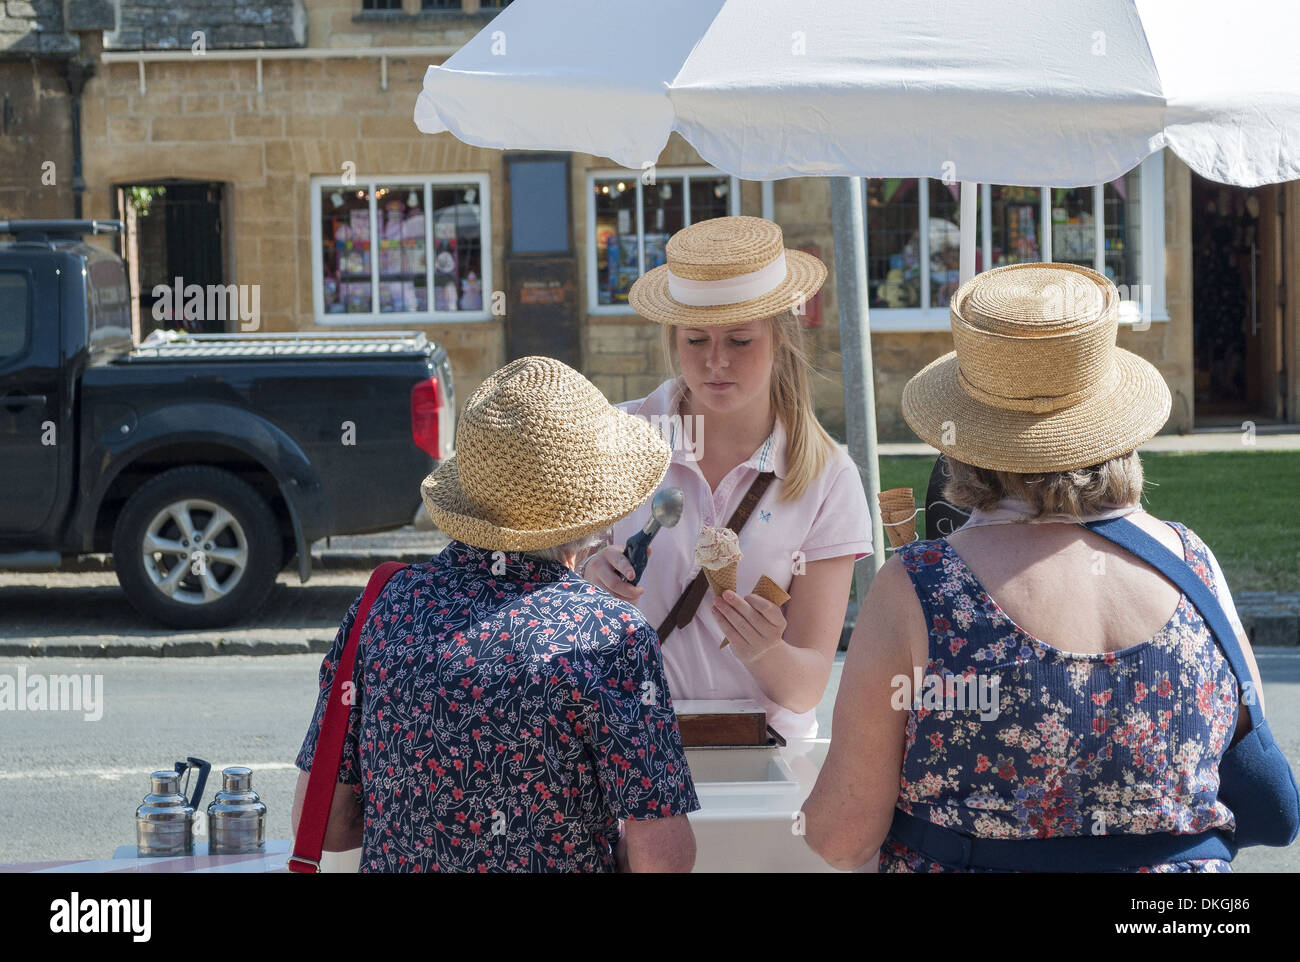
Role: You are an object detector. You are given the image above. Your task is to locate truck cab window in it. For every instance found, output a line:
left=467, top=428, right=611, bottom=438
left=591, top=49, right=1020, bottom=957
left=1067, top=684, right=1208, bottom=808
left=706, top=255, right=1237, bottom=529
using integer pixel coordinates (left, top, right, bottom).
left=0, top=272, right=29, bottom=362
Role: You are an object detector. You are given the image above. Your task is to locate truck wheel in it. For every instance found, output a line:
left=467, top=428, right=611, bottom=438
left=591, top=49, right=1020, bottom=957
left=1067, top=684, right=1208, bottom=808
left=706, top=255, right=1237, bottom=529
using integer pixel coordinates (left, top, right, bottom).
left=112, top=466, right=282, bottom=629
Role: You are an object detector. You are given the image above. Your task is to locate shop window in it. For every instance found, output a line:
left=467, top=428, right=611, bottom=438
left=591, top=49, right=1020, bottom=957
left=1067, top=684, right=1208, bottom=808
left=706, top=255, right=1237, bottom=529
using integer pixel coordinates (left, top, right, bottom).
left=866, top=154, right=1163, bottom=331
left=589, top=168, right=740, bottom=311
left=312, top=175, right=489, bottom=324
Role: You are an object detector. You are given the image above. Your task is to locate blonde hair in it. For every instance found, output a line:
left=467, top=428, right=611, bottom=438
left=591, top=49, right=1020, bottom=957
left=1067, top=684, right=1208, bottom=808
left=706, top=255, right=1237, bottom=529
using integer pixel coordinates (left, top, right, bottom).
left=943, top=450, right=1145, bottom=519
left=659, top=310, right=837, bottom=502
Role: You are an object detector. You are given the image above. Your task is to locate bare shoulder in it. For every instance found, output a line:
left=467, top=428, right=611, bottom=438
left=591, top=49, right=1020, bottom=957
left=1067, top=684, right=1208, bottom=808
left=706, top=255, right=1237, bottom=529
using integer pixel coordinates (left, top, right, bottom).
left=865, top=550, right=917, bottom=603
left=856, top=552, right=927, bottom=666
left=1124, top=511, right=1186, bottom=556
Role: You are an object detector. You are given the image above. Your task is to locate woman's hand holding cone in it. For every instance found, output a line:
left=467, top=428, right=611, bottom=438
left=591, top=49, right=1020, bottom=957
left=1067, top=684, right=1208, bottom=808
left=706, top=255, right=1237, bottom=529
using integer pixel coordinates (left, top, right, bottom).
left=712, top=585, right=786, bottom=665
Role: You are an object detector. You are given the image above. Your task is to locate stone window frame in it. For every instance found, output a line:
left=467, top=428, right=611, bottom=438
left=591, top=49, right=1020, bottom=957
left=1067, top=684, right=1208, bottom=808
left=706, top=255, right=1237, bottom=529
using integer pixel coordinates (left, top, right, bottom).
left=585, top=165, right=742, bottom=316
left=865, top=151, right=1167, bottom=332
left=310, top=172, right=492, bottom=325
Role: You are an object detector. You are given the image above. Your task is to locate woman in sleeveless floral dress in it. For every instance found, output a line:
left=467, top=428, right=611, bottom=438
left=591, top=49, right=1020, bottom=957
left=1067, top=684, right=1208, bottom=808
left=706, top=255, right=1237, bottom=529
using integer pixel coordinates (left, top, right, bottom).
left=801, top=263, right=1267, bottom=872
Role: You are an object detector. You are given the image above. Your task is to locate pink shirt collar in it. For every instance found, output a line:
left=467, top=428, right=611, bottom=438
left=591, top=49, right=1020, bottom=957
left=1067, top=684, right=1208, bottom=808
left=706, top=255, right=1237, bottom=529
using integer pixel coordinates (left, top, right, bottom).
left=626, top=376, right=788, bottom=480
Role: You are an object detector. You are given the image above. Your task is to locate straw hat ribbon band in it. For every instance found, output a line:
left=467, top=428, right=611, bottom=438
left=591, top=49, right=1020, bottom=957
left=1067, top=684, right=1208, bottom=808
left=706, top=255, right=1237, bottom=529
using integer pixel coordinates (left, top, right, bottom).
left=956, top=364, right=1100, bottom=414
left=667, top=250, right=787, bottom=307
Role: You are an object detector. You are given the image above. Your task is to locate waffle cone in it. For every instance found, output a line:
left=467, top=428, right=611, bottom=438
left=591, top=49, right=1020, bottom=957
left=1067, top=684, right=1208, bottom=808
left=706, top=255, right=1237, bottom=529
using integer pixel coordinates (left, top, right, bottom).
left=719, top=573, right=790, bottom=650
left=704, top=561, right=738, bottom=597
left=878, top=487, right=914, bottom=509
left=751, top=574, right=790, bottom=607
left=877, top=488, right=918, bottom=548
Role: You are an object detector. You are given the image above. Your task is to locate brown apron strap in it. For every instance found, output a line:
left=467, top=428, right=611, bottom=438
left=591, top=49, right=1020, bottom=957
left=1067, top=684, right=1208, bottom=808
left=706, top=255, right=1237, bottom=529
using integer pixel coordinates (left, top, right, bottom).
left=656, top=471, right=776, bottom=644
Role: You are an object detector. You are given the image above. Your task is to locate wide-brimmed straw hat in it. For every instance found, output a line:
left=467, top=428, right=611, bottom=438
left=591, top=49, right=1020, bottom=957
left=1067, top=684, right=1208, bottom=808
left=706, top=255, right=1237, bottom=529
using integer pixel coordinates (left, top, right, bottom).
left=901, top=263, right=1171, bottom=473
left=628, top=215, right=827, bottom=326
left=421, top=356, right=671, bottom=551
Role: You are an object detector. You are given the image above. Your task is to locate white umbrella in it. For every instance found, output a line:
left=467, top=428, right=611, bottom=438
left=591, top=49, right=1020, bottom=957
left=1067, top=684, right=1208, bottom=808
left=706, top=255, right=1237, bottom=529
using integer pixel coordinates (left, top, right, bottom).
left=413, top=0, right=1300, bottom=586
left=417, top=0, right=1299, bottom=187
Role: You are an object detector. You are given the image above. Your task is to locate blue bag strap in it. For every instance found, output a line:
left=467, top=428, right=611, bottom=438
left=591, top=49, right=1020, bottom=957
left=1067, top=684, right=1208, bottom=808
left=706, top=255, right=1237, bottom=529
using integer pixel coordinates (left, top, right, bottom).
left=1083, top=517, right=1261, bottom=730
left=889, top=809, right=1236, bottom=872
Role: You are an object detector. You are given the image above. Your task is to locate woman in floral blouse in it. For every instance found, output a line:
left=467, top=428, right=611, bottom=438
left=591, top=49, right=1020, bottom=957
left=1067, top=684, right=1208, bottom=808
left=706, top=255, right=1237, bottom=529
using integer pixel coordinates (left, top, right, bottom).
left=292, top=357, right=699, bottom=872
left=803, top=263, right=1266, bottom=872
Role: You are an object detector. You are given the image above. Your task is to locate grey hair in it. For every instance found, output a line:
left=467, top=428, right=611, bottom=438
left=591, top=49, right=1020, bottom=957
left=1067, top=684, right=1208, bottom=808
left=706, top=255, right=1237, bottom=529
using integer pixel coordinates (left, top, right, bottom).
left=525, top=530, right=607, bottom=566
left=943, top=450, right=1145, bottom=520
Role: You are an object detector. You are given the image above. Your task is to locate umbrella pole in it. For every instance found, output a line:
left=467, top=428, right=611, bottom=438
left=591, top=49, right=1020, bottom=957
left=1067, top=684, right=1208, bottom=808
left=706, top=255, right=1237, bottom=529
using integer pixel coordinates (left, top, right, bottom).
left=829, top=177, right=886, bottom=610
left=960, top=180, right=977, bottom=284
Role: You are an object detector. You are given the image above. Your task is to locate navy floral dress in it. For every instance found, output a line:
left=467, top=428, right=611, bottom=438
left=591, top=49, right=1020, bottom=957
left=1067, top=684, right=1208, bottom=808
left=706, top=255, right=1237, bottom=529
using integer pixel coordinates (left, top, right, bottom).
left=883, top=522, right=1239, bottom=873
left=296, top=541, right=699, bottom=872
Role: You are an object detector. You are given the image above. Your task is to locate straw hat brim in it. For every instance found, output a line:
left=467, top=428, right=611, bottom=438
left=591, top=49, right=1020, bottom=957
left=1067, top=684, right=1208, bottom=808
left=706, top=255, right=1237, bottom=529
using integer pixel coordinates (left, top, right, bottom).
left=901, top=347, right=1171, bottom=473
left=628, top=248, right=827, bottom=326
left=420, top=411, right=671, bottom=552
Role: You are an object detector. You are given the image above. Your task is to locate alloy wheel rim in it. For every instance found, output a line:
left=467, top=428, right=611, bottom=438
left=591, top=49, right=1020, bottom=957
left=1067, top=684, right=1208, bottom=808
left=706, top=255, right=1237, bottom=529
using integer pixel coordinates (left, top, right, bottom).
left=141, top=498, right=249, bottom=605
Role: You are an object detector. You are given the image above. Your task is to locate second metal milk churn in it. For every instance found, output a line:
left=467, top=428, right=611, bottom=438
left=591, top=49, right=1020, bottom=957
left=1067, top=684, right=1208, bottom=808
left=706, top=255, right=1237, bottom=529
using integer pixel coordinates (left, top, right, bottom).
left=207, top=766, right=267, bottom=855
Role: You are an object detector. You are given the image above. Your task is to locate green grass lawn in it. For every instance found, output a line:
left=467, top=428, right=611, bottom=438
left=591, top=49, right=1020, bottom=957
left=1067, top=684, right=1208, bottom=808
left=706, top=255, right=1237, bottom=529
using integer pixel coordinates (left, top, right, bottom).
left=873, top=451, right=1300, bottom=593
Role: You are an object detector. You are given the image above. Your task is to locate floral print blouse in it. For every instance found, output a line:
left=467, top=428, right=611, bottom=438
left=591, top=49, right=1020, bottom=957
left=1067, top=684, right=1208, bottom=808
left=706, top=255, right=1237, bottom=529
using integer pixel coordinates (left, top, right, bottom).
left=296, top=541, right=699, bottom=872
left=882, top=522, right=1239, bottom=873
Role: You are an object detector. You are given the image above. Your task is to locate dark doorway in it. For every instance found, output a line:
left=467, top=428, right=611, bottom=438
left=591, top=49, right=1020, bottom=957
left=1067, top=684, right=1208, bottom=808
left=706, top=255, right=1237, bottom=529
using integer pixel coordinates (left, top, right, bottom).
left=503, top=153, right=580, bottom=367
left=116, top=180, right=227, bottom=338
left=1191, top=175, right=1282, bottom=424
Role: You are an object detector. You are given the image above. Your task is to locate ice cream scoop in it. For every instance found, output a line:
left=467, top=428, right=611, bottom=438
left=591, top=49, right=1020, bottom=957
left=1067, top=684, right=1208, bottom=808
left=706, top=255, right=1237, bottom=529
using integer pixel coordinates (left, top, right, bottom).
left=622, top=487, right=684, bottom=585
left=695, top=525, right=741, bottom=571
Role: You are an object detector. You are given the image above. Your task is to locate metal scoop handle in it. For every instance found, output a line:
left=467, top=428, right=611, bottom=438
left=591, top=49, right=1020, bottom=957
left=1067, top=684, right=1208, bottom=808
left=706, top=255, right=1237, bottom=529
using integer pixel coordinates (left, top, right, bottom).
left=623, top=528, right=656, bottom=585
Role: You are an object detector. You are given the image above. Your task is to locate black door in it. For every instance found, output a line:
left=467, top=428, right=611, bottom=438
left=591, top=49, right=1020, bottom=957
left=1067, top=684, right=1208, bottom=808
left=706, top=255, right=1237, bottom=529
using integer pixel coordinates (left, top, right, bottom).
left=1191, top=174, right=1276, bottom=422
left=121, top=181, right=226, bottom=335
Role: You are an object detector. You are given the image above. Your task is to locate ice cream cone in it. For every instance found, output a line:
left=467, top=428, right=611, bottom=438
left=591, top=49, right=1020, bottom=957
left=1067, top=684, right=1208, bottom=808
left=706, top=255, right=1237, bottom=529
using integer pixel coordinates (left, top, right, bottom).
left=878, top=487, right=918, bottom=547
left=751, top=574, right=790, bottom=607
left=707, top=563, right=739, bottom=650
left=719, top=573, right=789, bottom=649
left=704, top=560, right=738, bottom=598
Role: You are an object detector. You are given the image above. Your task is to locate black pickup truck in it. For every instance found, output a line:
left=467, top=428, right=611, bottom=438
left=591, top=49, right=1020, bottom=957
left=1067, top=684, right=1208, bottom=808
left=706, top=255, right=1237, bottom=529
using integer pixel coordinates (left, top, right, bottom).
left=0, top=220, right=454, bottom=628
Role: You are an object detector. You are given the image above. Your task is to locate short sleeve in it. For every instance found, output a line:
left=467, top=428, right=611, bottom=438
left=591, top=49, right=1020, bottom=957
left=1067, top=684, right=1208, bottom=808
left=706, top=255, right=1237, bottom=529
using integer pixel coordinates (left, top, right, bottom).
left=1203, top=542, right=1248, bottom=641
left=584, top=623, right=700, bottom=821
left=802, top=454, right=874, bottom=563
left=295, top=590, right=365, bottom=784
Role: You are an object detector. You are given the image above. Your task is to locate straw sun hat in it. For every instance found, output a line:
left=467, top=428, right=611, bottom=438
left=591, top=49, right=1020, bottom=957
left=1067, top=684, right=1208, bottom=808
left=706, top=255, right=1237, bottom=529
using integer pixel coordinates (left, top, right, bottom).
left=901, top=262, right=1171, bottom=474
left=628, top=215, right=827, bottom=326
left=421, top=356, right=671, bottom=551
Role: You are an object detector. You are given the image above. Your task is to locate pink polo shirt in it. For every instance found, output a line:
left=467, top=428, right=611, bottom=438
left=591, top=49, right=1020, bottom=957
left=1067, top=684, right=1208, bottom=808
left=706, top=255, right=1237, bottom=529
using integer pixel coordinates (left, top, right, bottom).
left=609, top=377, right=873, bottom=740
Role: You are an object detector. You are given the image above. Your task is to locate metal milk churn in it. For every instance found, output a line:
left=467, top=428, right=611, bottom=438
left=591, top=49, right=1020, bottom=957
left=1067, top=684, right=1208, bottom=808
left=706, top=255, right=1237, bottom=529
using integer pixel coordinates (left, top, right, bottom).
left=207, top=766, right=267, bottom=855
left=135, top=758, right=210, bottom=857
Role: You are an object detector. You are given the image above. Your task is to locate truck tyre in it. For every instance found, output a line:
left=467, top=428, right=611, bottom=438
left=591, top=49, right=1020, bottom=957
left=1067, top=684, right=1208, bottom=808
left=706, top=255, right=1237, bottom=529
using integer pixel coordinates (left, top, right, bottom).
left=112, top=466, right=282, bottom=629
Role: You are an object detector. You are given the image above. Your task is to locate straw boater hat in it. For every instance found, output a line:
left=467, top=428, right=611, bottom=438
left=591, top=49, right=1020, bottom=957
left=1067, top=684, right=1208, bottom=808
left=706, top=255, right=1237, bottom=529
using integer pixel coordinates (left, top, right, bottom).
left=421, top=356, right=670, bottom=551
left=628, top=215, right=827, bottom=326
left=901, top=262, right=1171, bottom=474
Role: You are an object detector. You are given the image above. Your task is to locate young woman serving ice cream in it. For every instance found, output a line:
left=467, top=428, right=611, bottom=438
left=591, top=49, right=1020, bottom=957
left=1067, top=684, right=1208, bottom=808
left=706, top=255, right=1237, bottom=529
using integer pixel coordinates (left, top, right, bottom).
left=582, top=216, right=872, bottom=740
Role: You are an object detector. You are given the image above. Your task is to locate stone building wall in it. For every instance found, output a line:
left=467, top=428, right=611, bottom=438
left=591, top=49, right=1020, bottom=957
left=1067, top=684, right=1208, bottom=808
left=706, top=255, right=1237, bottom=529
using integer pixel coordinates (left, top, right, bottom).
left=11, top=0, right=1202, bottom=438
left=76, top=30, right=506, bottom=408
left=104, top=1, right=307, bottom=50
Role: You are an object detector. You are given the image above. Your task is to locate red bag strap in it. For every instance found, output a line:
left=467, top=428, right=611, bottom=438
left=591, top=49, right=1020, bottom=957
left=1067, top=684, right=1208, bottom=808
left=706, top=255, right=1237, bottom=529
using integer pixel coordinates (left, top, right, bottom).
left=289, top=561, right=408, bottom=873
